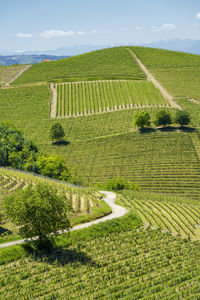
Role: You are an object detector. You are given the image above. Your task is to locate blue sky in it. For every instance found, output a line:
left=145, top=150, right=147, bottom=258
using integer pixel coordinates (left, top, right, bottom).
left=1, top=0, right=200, bottom=51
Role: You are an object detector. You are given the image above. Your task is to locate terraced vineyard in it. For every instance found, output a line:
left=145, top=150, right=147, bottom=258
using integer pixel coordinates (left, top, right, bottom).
left=0, top=227, right=199, bottom=299
left=0, top=65, right=29, bottom=85
left=64, top=131, right=200, bottom=199
left=0, top=168, right=110, bottom=244
left=54, top=80, right=169, bottom=117
left=12, top=47, right=146, bottom=85
left=118, top=190, right=200, bottom=239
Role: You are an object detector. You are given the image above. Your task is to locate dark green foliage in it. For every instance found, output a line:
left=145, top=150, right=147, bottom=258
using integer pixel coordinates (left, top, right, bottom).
left=104, top=178, right=140, bottom=191
left=154, top=110, right=172, bottom=127
left=135, top=111, right=151, bottom=129
left=50, top=122, right=65, bottom=142
left=174, top=110, right=191, bottom=127
left=3, top=183, right=71, bottom=243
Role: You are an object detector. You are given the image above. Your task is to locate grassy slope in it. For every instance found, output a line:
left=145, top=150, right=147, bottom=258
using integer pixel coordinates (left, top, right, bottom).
left=0, top=65, right=29, bottom=85
left=131, top=46, right=200, bottom=100
left=12, top=47, right=146, bottom=85
left=56, top=80, right=169, bottom=117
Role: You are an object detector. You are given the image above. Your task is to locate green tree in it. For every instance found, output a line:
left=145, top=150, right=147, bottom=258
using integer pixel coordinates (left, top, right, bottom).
left=154, top=110, right=172, bottom=127
left=135, top=111, right=151, bottom=129
left=3, top=183, right=71, bottom=245
left=50, top=122, right=65, bottom=142
left=174, top=110, right=191, bottom=127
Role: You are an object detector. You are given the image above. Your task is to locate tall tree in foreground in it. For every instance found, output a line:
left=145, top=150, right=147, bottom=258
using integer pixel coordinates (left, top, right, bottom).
left=3, top=183, right=71, bottom=248
left=50, top=122, right=65, bottom=143
left=135, top=111, right=151, bottom=129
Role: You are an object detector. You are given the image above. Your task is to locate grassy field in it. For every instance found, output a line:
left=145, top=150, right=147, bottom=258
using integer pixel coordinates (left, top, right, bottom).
left=132, top=46, right=200, bottom=100
left=55, top=80, right=169, bottom=117
left=0, top=223, right=199, bottom=299
left=118, top=190, right=200, bottom=239
left=12, top=47, right=146, bottom=85
left=62, top=131, right=200, bottom=199
left=0, top=167, right=110, bottom=244
left=0, top=65, right=29, bottom=85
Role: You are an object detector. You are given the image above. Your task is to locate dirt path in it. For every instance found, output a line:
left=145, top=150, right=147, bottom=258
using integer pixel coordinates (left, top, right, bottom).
left=50, top=84, right=57, bottom=118
left=6, top=65, right=32, bottom=86
left=0, top=191, right=127, bottom=248
left=127, top=49, right=181, bottom=110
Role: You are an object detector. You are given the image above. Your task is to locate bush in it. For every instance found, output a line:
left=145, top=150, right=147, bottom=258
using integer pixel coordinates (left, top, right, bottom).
left=104, top=178, right=140, bottom=191
left=135, top=111, right=151, bottom=129
left=3, top=183, right=71, bottom=246
left=174, top=110, right=191, bottom=127
left=154, top=110, right=172, bottom=127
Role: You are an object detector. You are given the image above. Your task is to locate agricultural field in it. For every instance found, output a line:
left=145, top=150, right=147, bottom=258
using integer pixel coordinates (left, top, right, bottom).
left=0, top=225, right=199, bottom=299
left=0, top=168, right=110, bottom=244
left=63, top=131, right=200, bottom=199
left=0, top=65, right=29, bottom=85
left=118, top=190, right=200, bottom=239
left=132, top=46, right=200, bottom=100
left=12, top=47, right=146, bottom=85
left=55, top=80, right=169, bottom=117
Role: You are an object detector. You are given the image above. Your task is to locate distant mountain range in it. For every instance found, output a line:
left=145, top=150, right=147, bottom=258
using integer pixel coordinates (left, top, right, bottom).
left=0, top=38, right=200, bottom=66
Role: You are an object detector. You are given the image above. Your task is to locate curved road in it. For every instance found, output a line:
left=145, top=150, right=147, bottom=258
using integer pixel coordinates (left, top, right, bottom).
left=0, top=191, right=127, bottom=248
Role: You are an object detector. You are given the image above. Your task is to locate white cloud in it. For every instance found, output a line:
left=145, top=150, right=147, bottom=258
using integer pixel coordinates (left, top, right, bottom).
left=151, top=23, right=176, bottom=32
left=136, top=26, right=142, bottom=31
left=77, top=31, right=86, bottom=36
left=40, top=29, right=74, bottom=38
left=196, top=12, right=200, bottom=19
left=16, top=33, right=34, bottom=38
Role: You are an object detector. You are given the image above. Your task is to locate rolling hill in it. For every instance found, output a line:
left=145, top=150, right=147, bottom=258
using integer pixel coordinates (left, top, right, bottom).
left=0, top=46, right=200, bottom=299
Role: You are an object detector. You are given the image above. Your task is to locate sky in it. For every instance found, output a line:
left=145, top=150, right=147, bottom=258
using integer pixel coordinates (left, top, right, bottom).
left=1, top=0, right=200, bottom=52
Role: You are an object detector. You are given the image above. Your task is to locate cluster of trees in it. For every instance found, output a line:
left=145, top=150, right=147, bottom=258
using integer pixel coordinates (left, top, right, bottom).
left=135, top=110, right=191, bottom=129
left=0, top=125, right=70, bottom=181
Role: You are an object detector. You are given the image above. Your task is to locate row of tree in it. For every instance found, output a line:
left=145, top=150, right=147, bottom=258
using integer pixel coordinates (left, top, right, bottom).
left=135, top=110, right=191, bottom=129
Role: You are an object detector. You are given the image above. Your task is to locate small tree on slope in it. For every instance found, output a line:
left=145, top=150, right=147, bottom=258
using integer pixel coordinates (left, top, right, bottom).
left=154, top=110, right=172, bottom=127
left=174, top=110, right=191, bottom=127
left=135, top=111, right=151, bottom=129
left=50, top=122, right=65, bottom=143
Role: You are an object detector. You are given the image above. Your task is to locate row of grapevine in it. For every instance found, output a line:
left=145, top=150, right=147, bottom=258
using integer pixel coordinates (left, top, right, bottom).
left=0, top=228, right=199, bottom=298
left=54, top=80, right=170, bottom=117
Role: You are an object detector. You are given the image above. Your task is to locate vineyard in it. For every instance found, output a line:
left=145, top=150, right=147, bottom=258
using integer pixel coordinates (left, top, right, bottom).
left=132, top=46, right=200, bottom=101
left=118, top=190, right=200, bottom=239
left=0, top=226, right=199, bottom=299
left=0, top=65, right=29, bottom=85
left=54, top=80, right=169, bottom=117
left=64, top=131, right=200, bottom=199
left=12, top=47, right=146, bottom=85
left=0, top=168, right=110, bottom=244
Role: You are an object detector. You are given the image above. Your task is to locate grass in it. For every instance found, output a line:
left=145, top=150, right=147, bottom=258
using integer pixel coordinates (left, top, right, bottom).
left=55, top=80, right=169, bottom=117
left=0, top=221, right=199, bottom=298
left=12, top=47, right=146, bottom=85
left=0, top=65, right=29, bottom=85
left=0, top=168, right=111, bottom=244
left=132, top=46, right=200, bottom=100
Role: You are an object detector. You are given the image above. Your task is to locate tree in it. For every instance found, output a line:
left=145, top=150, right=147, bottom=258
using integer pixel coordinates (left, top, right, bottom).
left=154, top=110, right=172, bottom=127
left=135, top=111, right=151, bottom=129
left=3, top=183, right=71, bottom=246
left=174, top=110, right=191, bottom=127
left=50, top=122, right=65, bottom=142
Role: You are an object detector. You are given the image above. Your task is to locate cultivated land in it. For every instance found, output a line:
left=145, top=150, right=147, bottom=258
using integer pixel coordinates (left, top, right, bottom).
left=1, top=46, right=200, bottom=298
left=0, top=65, right=29, bottom=85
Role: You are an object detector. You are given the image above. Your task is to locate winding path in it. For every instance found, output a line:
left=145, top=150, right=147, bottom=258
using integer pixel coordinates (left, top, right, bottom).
left=0, top=191, right=127, bottom=249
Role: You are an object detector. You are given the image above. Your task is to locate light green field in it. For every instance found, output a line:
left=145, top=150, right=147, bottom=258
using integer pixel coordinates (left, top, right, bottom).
left=12, top=47, right=146, bottom=85
left=132, top=46, right=200, bottom=100
left=0, top=226, right=199, bottom=299
left=0, top=65, right=29, bottom=85
left=55, top=80, right=169, bottom=117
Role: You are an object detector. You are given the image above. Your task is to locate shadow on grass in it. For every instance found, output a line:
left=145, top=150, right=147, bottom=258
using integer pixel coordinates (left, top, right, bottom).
left=52, top=140, right=70, bottom=146
left=22, top=240, right=97, bottom=267
left=0, top=227, right=11, bottom=236
left=139, top=127, right=156, bottom=134
left=158, top=126, right=196, bottom=132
